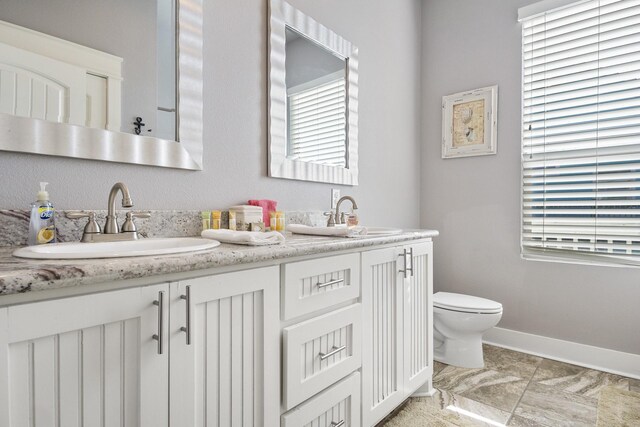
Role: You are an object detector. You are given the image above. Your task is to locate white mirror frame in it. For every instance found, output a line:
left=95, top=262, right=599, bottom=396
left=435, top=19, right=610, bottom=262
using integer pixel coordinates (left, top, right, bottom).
left=0, top=0, right=203, bottom=170
left=268, top=0, right=359, bottom=185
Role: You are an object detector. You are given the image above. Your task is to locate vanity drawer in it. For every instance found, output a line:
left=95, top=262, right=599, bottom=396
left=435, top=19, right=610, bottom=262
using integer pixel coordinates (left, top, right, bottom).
left=282, top=372, right=361, bottom=427
left=283, top=304, right=362, bottom=410
left=282, top=253, right=360, bottom=320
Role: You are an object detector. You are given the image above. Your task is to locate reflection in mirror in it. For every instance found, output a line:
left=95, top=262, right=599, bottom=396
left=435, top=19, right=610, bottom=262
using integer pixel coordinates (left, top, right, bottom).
left=0, top=0, right=202, bottom=170
left=269, top=0, right=358, bottom=185
left=0, top=0, right=176, bottom=139
left=285, top=27, right=347, bottom=167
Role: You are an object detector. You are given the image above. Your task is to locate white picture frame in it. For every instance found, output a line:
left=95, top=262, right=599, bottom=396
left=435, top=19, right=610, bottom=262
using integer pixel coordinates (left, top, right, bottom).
left=442, top=85, right=498, bottom=159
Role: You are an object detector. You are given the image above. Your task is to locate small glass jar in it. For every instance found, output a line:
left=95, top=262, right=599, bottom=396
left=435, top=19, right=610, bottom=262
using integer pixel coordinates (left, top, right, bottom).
left=212, top=210, right=221, bottom=229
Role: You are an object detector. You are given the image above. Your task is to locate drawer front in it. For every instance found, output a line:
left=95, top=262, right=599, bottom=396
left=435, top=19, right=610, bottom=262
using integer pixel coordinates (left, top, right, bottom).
left=283, top=304, right=362, bottom=410
left=282, top=253, right=360, bottom=320
left=282, top=372, right=361, bottom=427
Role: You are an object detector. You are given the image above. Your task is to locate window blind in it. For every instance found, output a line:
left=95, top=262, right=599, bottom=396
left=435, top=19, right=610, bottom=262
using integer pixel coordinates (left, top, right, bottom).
left=522, top=0, right=640, bottom=263
left=287, top=76, right=347, bottom=167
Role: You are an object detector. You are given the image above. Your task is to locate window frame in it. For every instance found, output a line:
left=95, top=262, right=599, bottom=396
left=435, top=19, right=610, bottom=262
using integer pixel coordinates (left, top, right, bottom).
left=519, top=0, right=640, bottom=268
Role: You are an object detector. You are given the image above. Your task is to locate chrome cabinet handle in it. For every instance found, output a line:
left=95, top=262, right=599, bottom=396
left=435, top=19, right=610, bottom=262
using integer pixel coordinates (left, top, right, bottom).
left=408, top=247, right=414, bottom=277
left=319, top=345, right=346, bottom=361
left=152, top=291, right=164, bottom=355
left=399, top=247, right=414, bottom=278
left=330, top=421, right=345, bottom=427
left=316, top=278, right=344, bottom=289
left=179, top=285, right=192, bottom=345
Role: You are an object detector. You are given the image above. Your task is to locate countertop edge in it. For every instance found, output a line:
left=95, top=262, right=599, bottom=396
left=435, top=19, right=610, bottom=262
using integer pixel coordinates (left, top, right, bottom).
left=0, top=230, right=438, bottom=302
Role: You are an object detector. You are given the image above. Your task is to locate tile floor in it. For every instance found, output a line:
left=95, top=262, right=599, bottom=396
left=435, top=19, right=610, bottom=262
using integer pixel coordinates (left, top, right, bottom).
left=381, top=344, right=640, bottom=426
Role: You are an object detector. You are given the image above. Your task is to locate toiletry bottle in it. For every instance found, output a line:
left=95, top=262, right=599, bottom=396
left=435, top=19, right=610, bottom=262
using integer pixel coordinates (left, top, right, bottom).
left=269, top=211, right=277, bottom=231
left=28, top=182, right=56, bottom=246
left=212, top=211, right=221, bottom=229
left=201, top=211, right=211, bottom=230
left=228, top=211, right=237, bottom=231
left=276, top=211, right=285, bottom=232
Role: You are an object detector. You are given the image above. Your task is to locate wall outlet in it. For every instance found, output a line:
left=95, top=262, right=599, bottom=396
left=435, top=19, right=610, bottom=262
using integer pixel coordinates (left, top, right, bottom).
left=331, top=189, right=341, bottom=209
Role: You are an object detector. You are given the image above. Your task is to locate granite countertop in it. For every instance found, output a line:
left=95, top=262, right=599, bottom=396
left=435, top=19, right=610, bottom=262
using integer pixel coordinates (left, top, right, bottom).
left=0, top=230, right=438, bottom=297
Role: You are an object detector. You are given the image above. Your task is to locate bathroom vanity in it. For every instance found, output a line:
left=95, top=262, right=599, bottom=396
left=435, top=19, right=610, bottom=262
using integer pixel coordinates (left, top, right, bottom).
left=0, top=231, right=437, bottom=426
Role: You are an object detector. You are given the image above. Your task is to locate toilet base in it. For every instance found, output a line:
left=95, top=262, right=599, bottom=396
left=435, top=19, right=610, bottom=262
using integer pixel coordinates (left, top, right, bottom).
left=434, top=335, right=485, bottom=369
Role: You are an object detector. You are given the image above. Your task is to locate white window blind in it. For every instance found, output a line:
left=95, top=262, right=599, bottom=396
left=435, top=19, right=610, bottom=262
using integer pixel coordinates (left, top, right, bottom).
left=287, top=75, right=347, bottom=167
left=522, top=0, right=640, bottom=264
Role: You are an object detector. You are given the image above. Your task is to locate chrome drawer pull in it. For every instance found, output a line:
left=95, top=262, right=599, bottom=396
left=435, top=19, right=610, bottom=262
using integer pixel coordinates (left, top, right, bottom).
left=316, top=278, right=344, bottom=289
left=179, top=285, right=192, bottom=345
left=319, top=345, right=346, bottom=361
left=152, top=291, right=164, bottom=355
left=330, top=421, right=345, bottom=427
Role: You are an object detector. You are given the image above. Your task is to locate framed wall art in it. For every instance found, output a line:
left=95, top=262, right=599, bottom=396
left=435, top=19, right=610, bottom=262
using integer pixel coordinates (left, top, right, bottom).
left=442, top=85, right=498, bottom=159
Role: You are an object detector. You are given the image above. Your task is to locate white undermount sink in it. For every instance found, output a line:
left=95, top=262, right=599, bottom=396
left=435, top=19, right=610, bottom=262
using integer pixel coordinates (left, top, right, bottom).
left=13, top=237, right=221, bottom=260
left=364, top=227, right=403, bottom=235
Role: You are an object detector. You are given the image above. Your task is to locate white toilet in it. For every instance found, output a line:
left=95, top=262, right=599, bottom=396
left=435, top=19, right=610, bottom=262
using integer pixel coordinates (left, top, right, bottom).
left=433, top=292, right=503, bottom=368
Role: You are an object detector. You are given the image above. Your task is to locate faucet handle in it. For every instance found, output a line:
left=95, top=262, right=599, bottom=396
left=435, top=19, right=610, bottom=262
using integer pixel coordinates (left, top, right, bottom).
left=121, top=211, right=151, bottom=233
left=323, top=211, right=336, bottom=227
left=66, top=211, right=101, bottom=235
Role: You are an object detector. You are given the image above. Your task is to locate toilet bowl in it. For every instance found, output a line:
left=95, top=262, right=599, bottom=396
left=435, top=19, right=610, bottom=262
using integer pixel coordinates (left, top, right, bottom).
left=433, top=292, right=502, bottom=369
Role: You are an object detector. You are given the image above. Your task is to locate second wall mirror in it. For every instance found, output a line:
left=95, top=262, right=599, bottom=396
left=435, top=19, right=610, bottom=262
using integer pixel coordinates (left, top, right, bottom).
left=268, top=0, right=359, bottom=185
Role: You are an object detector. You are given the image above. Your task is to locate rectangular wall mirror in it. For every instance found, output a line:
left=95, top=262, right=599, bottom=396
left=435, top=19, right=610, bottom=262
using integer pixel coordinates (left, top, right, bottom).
left=268, top=0, right=359, bottom=185
left=0, top=0, right=203, bottom=170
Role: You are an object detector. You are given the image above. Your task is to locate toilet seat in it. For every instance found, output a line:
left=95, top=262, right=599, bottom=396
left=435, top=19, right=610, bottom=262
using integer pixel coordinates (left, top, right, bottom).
left=433, top=292, right=502, bottom=314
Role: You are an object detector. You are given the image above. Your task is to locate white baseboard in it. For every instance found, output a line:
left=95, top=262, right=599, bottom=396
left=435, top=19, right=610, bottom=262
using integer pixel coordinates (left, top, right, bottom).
left=484, top=327, right=640, bottom=380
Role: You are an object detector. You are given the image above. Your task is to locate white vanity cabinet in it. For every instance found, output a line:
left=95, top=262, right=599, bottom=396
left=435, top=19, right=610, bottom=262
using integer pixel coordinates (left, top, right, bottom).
left=361, top=241, right=433, bottom=427
left=0, top=266, right=280, bottom=427
left=0, top=283, right=170, bottom=427
left=169, top=267, right=280, bottom=427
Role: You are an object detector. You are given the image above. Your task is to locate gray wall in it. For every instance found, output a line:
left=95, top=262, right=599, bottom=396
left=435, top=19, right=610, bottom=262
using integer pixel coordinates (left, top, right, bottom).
left=0, top=0, right=423, bottom=230
left=421, top=0, right=640, bottom=354
left=1, top=0, right=159, bottom=135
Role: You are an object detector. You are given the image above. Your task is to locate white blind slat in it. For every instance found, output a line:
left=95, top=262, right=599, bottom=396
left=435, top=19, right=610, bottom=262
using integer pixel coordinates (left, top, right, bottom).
left=288, top=76, right=347, bottom=167
left=521, top=0, right=640, bottom=263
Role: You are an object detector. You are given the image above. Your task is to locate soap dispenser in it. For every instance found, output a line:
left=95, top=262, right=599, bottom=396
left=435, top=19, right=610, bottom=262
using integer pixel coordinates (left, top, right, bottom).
left=28, top=182, right=56, bottom=246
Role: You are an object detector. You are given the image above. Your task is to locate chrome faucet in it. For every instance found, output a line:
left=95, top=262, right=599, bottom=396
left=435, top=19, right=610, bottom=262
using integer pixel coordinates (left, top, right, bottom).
left=66, top=182, right=150, bottom=242
left=335, top=196, right=358, bottom=225
left=104, top=182, right=133, bottom=234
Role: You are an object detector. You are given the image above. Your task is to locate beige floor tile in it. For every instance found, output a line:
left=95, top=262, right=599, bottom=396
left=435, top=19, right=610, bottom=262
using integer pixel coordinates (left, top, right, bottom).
left=381, top=397, right=488, bottom=427
left=596, top=386, right=640, bottom=426
left=507, top=414, right=549, bottom=426
left=630, top=378, right=640, bottom=393
left=423, top=389, right=511, bottom=426
left=434, top=365, right=529, bottom=413
left=514, top=382, right=597, bottom=427
left=483, top=345, right=542, bottom=380
left=434, top=360, right=448, bottom=376
left=531, top=359, right=629, bottom=399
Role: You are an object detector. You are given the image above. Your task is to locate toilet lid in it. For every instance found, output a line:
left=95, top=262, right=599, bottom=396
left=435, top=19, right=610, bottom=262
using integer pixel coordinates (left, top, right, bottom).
left=433, top=292, right=502, bottom=314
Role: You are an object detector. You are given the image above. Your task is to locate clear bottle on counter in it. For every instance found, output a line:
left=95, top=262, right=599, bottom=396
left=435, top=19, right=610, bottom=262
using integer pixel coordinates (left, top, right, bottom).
left=269, top=211, right=277, bottom=231
left=228, top=211, right=237, bottom=231
left=201, top=211, right=211, bottom=230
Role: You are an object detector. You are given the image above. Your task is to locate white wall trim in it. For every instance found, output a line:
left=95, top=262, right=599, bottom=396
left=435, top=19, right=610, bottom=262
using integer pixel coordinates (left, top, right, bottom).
left=484, top=327, right=640, bottom=380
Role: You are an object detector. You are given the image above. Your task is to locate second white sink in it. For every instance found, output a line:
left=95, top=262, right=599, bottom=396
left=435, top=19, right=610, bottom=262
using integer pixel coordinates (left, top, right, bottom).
left=13, top=237, right=221, bottom=260
left=364, top=227, right=403, bottom=236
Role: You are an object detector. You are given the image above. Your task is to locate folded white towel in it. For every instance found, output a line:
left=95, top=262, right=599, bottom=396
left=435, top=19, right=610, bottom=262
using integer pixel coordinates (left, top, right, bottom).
left=201, top=229, right=285, bottom=246
left=287, top=224, right=368, bottom=238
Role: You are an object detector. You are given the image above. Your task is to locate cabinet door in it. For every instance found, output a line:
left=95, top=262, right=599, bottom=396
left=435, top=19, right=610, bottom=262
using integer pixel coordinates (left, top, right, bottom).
left=169, top=267, right=280, bottom=427
left=0, top=284, right=169, bottom=427
left=403, top=241, right=434, bottom=394
left=361, top=247, right=405, bottom=427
